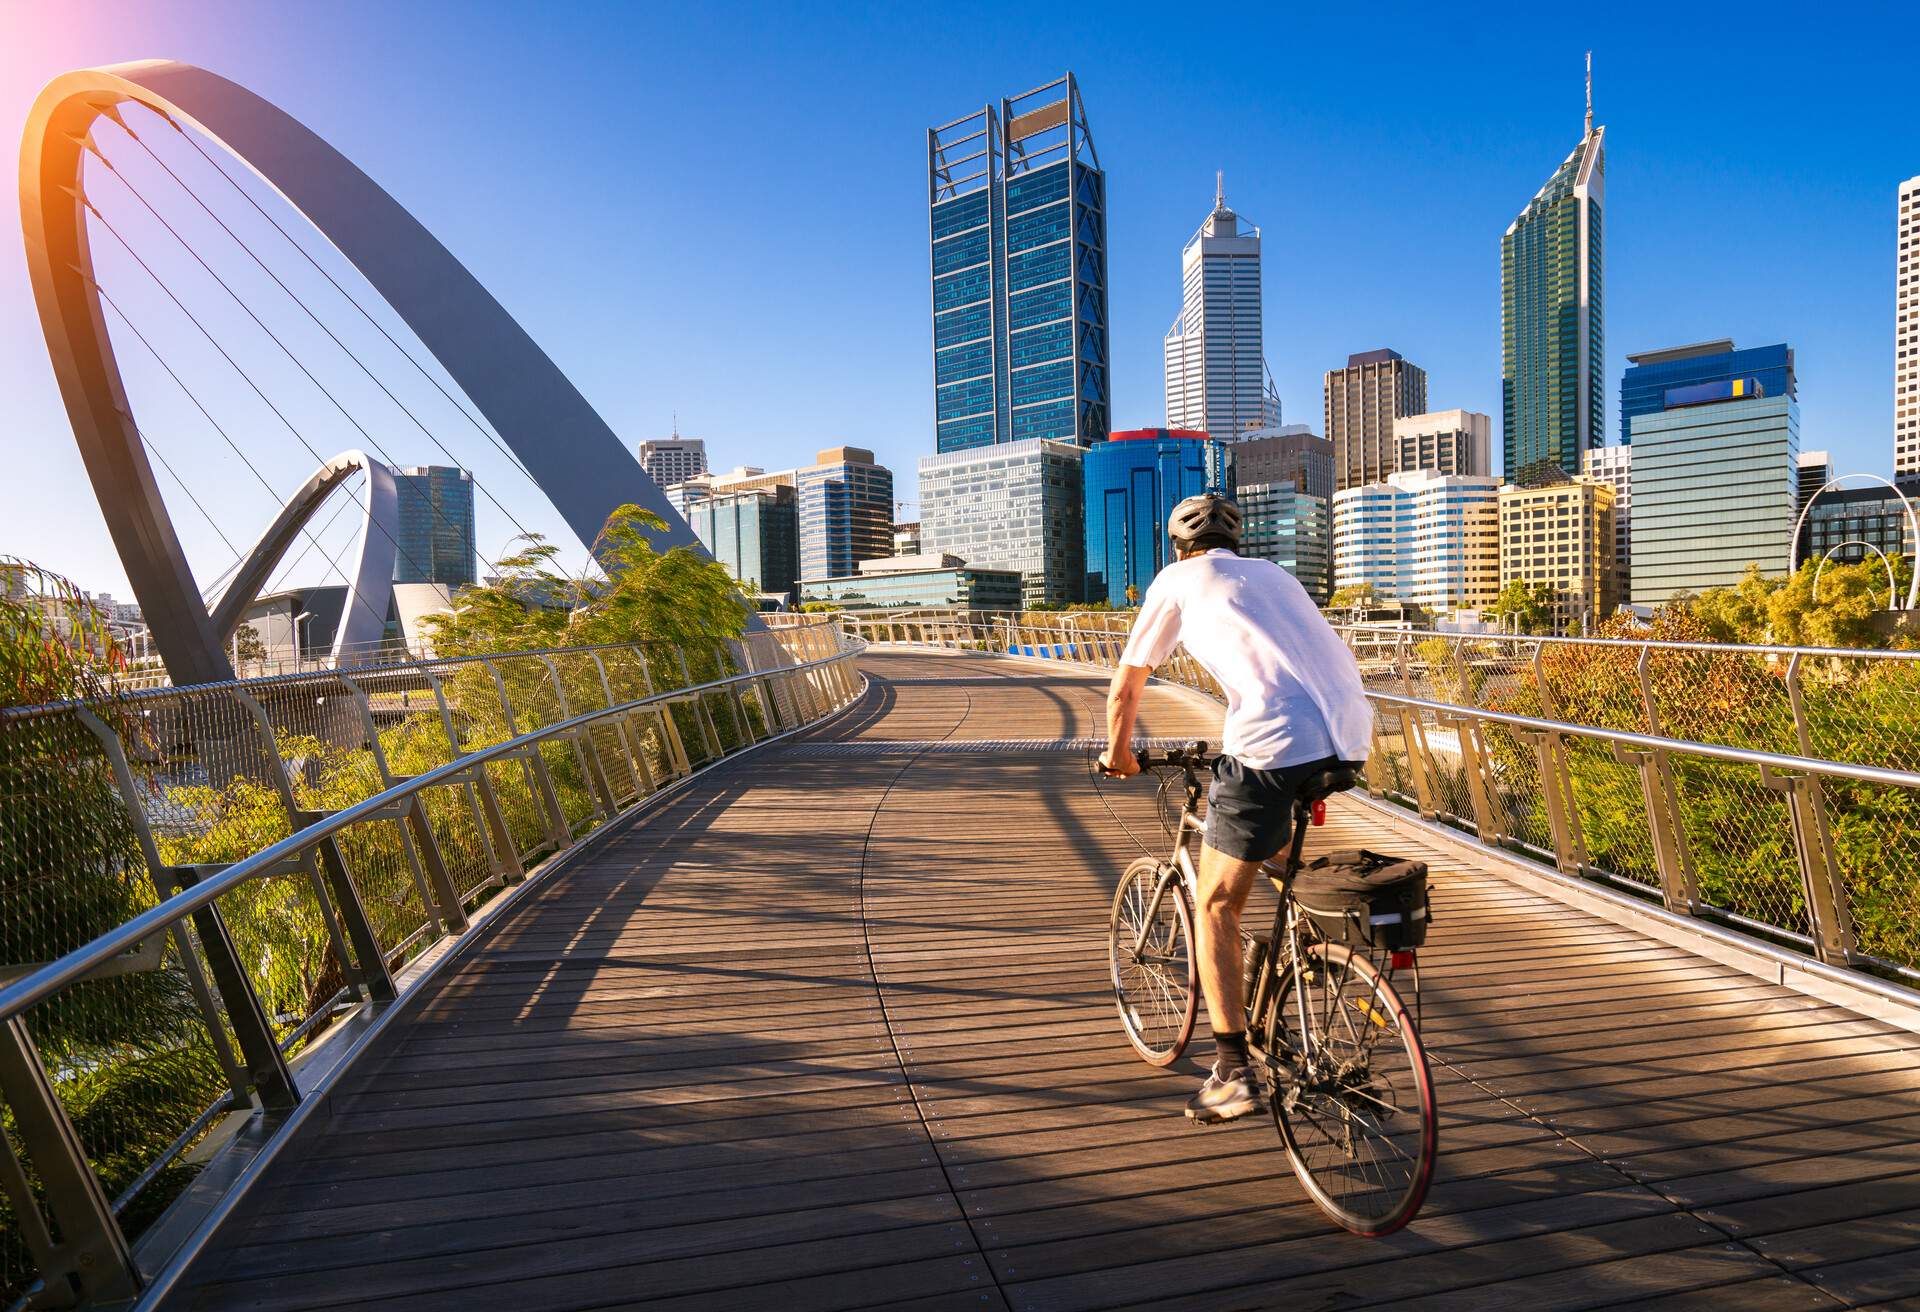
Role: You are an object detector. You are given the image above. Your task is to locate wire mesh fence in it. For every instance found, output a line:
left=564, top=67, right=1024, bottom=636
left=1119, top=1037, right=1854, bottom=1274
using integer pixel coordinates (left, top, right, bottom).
left=0, top=618, right=859, bottom=1308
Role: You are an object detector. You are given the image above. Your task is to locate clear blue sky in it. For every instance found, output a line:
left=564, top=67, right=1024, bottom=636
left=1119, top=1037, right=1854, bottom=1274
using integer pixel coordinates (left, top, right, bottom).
left=2, top=0, right=1913, bottom=597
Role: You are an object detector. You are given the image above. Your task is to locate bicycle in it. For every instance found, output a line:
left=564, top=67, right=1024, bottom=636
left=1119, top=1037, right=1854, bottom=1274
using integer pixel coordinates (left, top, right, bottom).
left=1104, top=741, right=1438, bottom=1236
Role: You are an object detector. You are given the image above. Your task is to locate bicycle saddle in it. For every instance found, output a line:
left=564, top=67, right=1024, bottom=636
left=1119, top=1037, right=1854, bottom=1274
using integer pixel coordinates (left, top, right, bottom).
left=1298, top=762, right=1364, bottom=804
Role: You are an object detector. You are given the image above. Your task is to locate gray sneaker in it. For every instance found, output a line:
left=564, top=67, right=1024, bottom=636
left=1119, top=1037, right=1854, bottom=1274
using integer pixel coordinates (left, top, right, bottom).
left=1185, top=1061, right=1266, bottom=1124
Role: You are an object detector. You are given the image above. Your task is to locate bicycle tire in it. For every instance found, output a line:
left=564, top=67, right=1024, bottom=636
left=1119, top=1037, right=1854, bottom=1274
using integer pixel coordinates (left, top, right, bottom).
left=1108, top=856, right=1197, bottom=1067
left=1264, top=941, right=1437, bottom=1236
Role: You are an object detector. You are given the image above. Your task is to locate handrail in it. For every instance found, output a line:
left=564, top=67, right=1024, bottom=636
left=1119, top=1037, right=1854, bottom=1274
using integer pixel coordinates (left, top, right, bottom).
left=0, top=647, right=845, bottom=1027
left=1369, top=691, right=1920, bottom=792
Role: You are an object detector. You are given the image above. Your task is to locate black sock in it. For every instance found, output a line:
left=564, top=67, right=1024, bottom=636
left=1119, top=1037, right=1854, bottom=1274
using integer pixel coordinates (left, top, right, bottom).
left=1214, top=1030, right=1250, bottom=1071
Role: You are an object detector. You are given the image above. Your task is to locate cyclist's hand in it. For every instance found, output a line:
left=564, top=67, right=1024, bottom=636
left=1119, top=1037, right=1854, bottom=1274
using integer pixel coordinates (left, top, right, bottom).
left=1098, top=751, right=1140, bottom=779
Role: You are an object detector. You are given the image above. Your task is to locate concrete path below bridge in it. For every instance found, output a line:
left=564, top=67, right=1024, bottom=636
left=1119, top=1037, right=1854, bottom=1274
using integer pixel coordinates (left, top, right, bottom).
left=174, top=651, right=1920, bottom=1311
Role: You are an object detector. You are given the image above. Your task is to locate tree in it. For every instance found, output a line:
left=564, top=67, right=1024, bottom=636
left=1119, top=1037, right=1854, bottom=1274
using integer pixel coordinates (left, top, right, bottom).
left=232, top=622, right=265, bottom=673
left=1487, top=579, right=1558, bottom=635
left=1124, top=583, right=1140, bottom=606
left=1327, top=582, right=1376, bottom=612
left=424, top=504, right=749, bottom=657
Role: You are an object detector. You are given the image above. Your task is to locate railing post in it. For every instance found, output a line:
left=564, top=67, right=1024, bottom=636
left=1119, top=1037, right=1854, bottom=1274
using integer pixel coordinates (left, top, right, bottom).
left=590, top=651, right=651, bottom=800
left=1785, top=653, right=1858, bottom=962
left=0, top=1016, right=142, bottom=1306
left=1611, top=743, right=1698, bottom=914
left=486, top=659, right=571, bottom=850
left=228, top=688, right=379, bottom=1002
left=1760, top=764, right=1858, bottom=965
left=1447, top=713, right=1502, bottom=840
left=421, top=664, right=522, bottom=884
left=674, top=650, right=727, bottom=761
left=1524, top=728, right=1585, bottom=876
left=539, top=655, right=616, bottom=822
left=339, top=674, right=469, bottom=935
left=1396, top=706, right=1441, bottom=819
left=292, top=812, right=398, bottom=1003
left=636, top=649, right=695, bottom=776
left=167, top=865, right=303, bottom=1107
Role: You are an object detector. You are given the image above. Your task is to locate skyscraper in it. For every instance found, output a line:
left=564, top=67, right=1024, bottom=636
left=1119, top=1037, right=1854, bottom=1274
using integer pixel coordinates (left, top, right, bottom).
left=1083, top=429, right=1233, bottom=605
left=1503, top=56, right=1605, bottom=481
left=637, top=434, right=708, bottom=489
left=1498, top=479, right=1618, bottom=632
left=1324, top=350, right=1427, bottom=491
left=928, top=74, right=1109, bottom=452
left=1897, top=176, right=1919, bottom=488
left=1619, top=341, right=1795, bottom=446
left=796, top=448, right=894, bottom=585
left=1240, top=482, right=1329, bottom=603
left=1164, top=174, right=1279, bottom=438
left=685, top=485, right=798, bottom=601
left=392, top=466, right=476, bottom=588
left=1629, top=389, right=1798, bottom=606
left=1580, top=444, right=1633, bottom=600
left=1331, top=471, right=1500, bottom=614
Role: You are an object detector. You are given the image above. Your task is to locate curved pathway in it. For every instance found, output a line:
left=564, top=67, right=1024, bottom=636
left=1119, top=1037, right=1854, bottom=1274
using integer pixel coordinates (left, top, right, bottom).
left=174, top=651, right=1920, bottom=1311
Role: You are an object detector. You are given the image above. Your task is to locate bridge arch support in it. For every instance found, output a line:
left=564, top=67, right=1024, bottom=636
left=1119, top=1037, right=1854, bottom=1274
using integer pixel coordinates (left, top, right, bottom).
left=21, top=60, right=692, bottom=684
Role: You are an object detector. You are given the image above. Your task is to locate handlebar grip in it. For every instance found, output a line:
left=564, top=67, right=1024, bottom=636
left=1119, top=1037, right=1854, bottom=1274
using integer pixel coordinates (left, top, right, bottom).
left=1134, top=748, right=1152, bottom=769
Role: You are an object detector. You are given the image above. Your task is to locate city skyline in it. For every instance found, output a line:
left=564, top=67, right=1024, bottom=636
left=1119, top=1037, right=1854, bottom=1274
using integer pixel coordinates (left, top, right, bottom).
left=1, top=2, right=1914, bottom=596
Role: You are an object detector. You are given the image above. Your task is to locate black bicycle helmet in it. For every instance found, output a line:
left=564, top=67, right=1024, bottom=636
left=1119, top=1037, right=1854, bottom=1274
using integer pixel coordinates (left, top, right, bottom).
left=1167, top=492, right=1243, bottom=547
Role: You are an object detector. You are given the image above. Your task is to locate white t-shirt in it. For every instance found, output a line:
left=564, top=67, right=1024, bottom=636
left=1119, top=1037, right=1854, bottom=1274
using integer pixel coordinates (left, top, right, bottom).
left=1119, top=550, right=1373, bottom=770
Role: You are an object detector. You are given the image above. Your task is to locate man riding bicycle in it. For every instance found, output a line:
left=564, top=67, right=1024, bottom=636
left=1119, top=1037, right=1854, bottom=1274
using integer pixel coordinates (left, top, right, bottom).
left=1098, top=492, right=1374, bottom=1124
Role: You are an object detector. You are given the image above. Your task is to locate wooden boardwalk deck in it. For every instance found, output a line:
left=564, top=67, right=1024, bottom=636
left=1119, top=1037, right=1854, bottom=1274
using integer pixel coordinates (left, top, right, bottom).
left=174, top=651, right=1920, bottom=1311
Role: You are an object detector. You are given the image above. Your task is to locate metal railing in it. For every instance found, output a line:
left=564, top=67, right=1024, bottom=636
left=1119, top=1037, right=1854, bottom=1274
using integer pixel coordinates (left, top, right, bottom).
left=0, top=618, right=862, bottom=1311
left=839, top=610, right=1920, bottom=991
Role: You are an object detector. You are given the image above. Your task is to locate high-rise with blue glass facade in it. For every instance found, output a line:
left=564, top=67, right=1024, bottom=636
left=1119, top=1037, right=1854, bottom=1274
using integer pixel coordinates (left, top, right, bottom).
left=1619, top=340, right=1795, bottom=445
left=392, top=466, right=476, bottom=588
left=796, top=448, right=894, bottom=585
left=1082, top=429, right=1233, bottom=605
left=1502, top=65, right=1604, bottom=481
left=928, top=74, right=1109, bottom=453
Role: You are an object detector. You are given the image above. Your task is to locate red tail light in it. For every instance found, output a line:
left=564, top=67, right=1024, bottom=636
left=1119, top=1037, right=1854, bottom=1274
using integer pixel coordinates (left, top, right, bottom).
left=1310, top=799, right=1326, bottom=827
left=1390, top=950, right=1416, bottom=971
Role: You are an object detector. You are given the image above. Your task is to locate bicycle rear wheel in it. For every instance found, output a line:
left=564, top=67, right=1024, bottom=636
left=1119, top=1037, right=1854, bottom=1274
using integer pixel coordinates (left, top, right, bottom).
left=1266, top=941, right=1436, bottom=1236
left=1108, top=857, right=1197, bottom=1066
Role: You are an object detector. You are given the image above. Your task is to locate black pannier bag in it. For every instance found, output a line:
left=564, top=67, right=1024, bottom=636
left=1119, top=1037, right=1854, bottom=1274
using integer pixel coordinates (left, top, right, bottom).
left=1292, top=849, right=1431, bottom=950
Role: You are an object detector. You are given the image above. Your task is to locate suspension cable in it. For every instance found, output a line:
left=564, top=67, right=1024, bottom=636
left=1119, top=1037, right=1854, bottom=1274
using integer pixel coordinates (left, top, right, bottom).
left=104, top=114, right=541, bottom=545
left=89, top=279, right=394, bottom=642
left=84, top=150, right=452, bottom=589
left=144, top=105, right=542, bottom=486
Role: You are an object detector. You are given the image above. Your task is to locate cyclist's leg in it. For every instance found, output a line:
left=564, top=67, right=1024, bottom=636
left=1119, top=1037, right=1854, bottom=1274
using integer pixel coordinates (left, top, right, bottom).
left=1193, top=843, right=1262, bottom=1034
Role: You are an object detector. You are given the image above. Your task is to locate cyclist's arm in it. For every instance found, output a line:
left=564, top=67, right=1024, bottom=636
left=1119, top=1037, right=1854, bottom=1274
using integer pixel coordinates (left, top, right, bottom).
left=1099, top=664, right=1151, bottom=777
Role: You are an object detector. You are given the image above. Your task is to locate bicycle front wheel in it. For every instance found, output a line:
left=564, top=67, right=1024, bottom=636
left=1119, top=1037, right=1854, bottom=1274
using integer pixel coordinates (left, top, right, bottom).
left=1108, top=857, right=1197, bottom=1067
left=1266, top=942, right=1436, bottom=1236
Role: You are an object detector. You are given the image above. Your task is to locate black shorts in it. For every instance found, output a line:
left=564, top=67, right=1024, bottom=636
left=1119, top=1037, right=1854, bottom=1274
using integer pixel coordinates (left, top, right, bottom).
left=1205, top=753, right=1346, bottom=862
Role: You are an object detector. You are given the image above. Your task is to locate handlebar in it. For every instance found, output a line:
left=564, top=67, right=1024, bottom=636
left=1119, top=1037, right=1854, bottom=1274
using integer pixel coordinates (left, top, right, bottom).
left=1099, top=740, right=1211, bottom=778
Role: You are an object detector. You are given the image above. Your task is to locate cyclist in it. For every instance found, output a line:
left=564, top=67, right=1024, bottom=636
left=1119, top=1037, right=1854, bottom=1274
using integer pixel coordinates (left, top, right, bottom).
left=1098, top=492, right=1374, bottom=1123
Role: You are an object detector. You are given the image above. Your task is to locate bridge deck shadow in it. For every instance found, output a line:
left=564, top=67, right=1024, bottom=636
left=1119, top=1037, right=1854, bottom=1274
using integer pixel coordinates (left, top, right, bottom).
left=171, top=651, right=1920, bottom=1311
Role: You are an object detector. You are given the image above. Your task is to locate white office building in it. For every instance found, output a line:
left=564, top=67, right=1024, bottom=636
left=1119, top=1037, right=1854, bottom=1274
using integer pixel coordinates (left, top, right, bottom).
left=918, top=438, right=1085, bottom=607
left=1332, top=470, right=1499, bottom=615
left=1580, top=444, right=1632, bottom=598
left=1391, top=409, right=1493, bottom=478
left=1898, top=176, right=1920, bottom=486
left=1163, top=174, right=1280, bottom=439
left=638, top=435, right=709, bottom=489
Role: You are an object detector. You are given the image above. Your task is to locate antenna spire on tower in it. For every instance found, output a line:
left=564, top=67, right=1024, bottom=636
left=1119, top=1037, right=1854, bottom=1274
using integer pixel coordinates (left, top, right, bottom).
left=1585, top=50, right=1594, bottom=134
left=1215, top=169, right=1224, bottom=210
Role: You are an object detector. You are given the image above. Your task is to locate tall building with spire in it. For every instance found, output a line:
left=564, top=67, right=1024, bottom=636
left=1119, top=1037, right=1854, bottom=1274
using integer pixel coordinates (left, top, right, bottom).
left=927, top=74, right=1109, bottom=453
left=1163, top=173, right=1280, bottom=438
left=1502, top=54, right=1605, bottom=481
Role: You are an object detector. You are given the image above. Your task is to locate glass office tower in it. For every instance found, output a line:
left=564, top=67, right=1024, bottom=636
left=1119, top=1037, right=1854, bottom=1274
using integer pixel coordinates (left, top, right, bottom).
left=1503, top=72, right=1604, bottom=481
left=929, top=74, right=1109, bottom=452
left=1240, top=481, right=1329, bottom=603
left=686, top=486, right=798, bottom=600
left=1082, top=429, right=1232, bottom=606
left=392, top=466, right=476, bottom=587
left=796, top=448, right=894, bottom=584
left=918, top=438, right=1084, bottom=606
left=1619, top=341, right=1795, bottom=446
left=1629, top=392, right=1798, bottom=606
